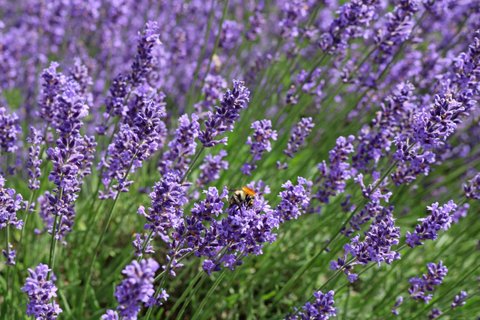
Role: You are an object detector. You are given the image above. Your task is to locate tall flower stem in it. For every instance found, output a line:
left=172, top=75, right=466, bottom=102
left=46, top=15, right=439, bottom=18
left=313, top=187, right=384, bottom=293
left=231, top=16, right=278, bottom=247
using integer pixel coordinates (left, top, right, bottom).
left=47, top=187, right=64, bottom=280
left=5, top=225, right=11, bottom=314
left=79, top=147, right=140, bottom=314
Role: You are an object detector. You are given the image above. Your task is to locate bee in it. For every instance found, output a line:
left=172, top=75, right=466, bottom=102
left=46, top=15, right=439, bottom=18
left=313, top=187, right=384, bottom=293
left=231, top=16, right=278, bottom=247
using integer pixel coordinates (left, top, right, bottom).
left=229, top=186, right=256, bottom=208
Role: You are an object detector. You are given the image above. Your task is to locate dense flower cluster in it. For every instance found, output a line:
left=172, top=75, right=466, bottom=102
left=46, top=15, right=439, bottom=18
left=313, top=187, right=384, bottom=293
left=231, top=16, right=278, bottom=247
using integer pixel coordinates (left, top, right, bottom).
left=409, top=261, right=448, bottom=303
left=199, top=80, right=250, bottom=147
left=284, top=117, right=315, bottom=159
left=275, top=177, right=313, bottom=221
left=104, top=258, right=159, bottom=319
left=353, top=82, right=416, bottom=171
left=138, top=172, right=189, bottom=242
left=197, top=150, right=229, bottom=187
left=100, top=95, right=167, bottom=198
left=242, top=119, right=278, bottom=175
left=39, top=62, right=96, bottom=240
left=332, top=206, right=400, bottom=282
left=406, top=201, right=457, bottom=248
left=320, top=0, right=380, bottom=55
left=464, top=173, right=480, bottom=200
left=159, top=114, right=200, bottom=176
left=22, top=264, right=62, bottom=320
left=0, top=175, right=24, bottom=230
left=287, top=290, right=337, bottom=320
left=200, top=191, right=280, bottom=274
left=0, top=106, right=20, bottom=153
left=314, top=135, right=355, bottom=204
left=374, top=0, right=419, bottom=63
left=392, top=30, right=480, bottom=185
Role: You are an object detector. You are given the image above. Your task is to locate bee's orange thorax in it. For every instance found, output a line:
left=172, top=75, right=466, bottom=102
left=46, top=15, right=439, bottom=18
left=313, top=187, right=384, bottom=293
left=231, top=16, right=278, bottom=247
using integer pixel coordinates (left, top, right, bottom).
left=242, top=186, right=256, bottom=196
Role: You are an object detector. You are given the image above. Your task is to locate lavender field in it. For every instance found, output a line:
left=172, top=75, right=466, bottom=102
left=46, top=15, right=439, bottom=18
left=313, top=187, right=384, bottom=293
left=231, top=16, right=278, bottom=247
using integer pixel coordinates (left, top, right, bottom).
left=1, top=0, right=480, bottom=319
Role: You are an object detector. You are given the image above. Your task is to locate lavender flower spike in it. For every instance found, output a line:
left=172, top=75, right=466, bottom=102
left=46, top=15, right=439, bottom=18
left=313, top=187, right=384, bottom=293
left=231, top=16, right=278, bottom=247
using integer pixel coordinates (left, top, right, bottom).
left=284, top=117, right=315, bottom=158
left=138, top=172, right=189, bottom=243
left=287, top=290, right=336, bottom=320
left=464, top=173, right=480, bottom=200
left=0, top=174, right=24, bottom=230
left=332, top=206, right=400, bottom=282
left=409, top=261, right=448, bottom=303
left=0, top=106, right=20, bottom=153
left=275, top=177, right=312, bottom=222
left=112, top=258, right=159, bottom=319
left=197, top=150, right=229, bottom=187
left=314, top=135, right=355, bottom=204
left=406, top=201, right=457, bottom=248
left=27, top=127, right=44, bottom=190
left=159, top=113, right=200, bottom=176
left=22, top=264, right=62, bottom=320
left=242, top=119, right=278, bottom=175
left=451, top=291, right=468, bottom=309
left=101, top=310, right=119, bottom=320
left=199, top=80, right=250, bottom=147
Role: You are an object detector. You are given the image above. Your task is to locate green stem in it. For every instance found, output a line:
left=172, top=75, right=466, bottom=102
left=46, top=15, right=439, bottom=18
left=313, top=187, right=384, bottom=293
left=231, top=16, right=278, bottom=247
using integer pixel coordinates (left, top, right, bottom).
left=79, top=190, right=121, bottom=313
left=47, top=187, right=64, bottom=280
left=190, top=270, right=226, bottom=320
left=5, top=225, right=11, bottom=312
left=169, top=270, right=205, bottom=319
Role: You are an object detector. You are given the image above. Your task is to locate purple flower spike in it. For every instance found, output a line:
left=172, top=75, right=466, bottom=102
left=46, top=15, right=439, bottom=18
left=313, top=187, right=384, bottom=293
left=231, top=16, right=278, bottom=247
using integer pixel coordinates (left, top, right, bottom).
left=451, top=291, right=468, bottom=309
left=113, top=259, right=159, bottom=320
left=428, top=308, right=442, bottom=319
left=314, top=135, right=355, bottom=204
left=333, top=206, right=400, bottom=282
left=219, top=20, right=243, bottom=50
left=0, top=106, right=20, bottom=153
left=26, top=127, right=44, bottom=190
left=287, top=290, right=336, bottom=320
left=101, top=310, right=119, bottom=320
left=284, top=117, right=315, bottom=159
left=409, top=261, right=448, bottom=303
left=159, top=114, right=200, bottom=176
left=275, top=177, right=312, bottom=222
left=139, top=172, right=189, bottom=243
left=130, top=21, right=162, bottom=87
left=242, top=119, right=278, bottom=175
left=101, top=95, right=167, bottom=199
left=199, top=80, right=250, bottom=147
left=22, top=264, right=62, bottom=320
left=464, top=173, right=480, bottom=200
left=0, top=175, right=24, bottom=230
left=319, top=0, right=380, bottom=55
left=406, top=201, right=457, bottom=248
left=197, top=150, right=229, bottom=187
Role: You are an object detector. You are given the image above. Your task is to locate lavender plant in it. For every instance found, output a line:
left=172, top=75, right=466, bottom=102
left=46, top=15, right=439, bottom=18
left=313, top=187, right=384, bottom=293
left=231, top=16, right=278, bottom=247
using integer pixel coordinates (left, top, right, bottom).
left=1, top=1, right=480, bottom=319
